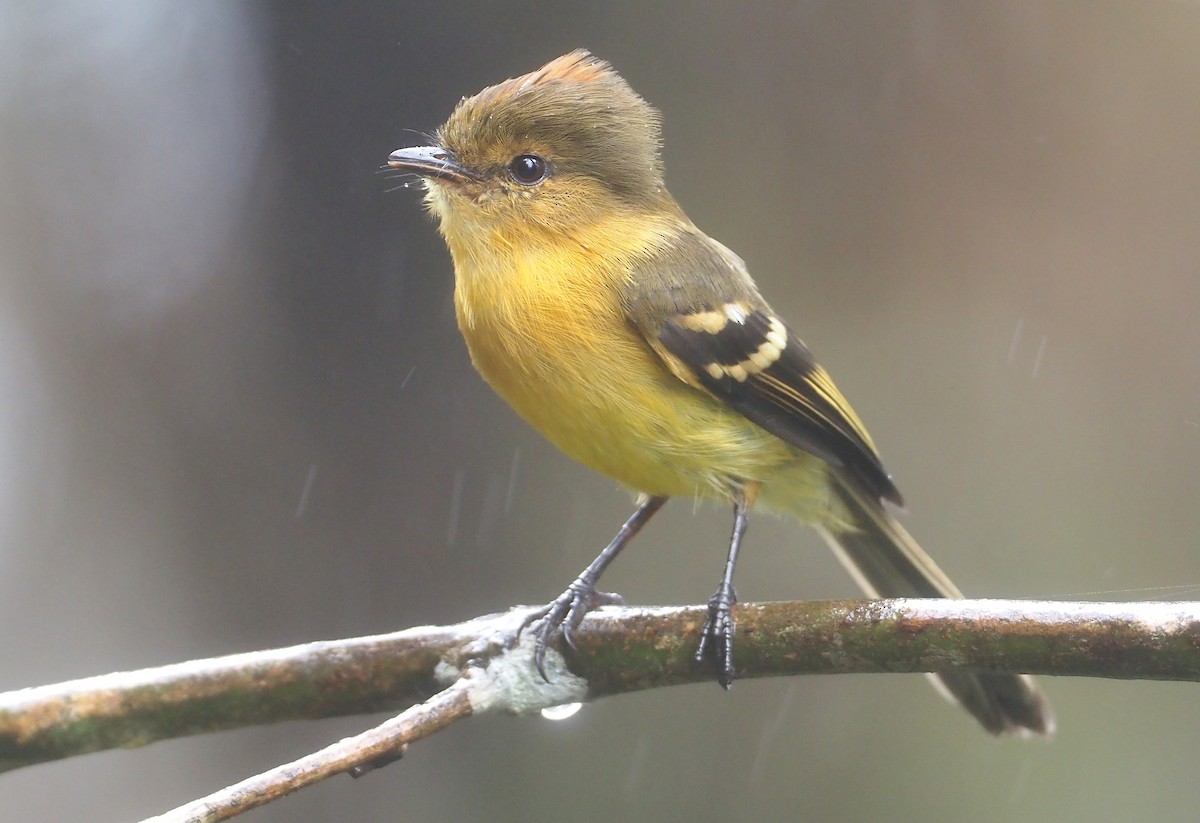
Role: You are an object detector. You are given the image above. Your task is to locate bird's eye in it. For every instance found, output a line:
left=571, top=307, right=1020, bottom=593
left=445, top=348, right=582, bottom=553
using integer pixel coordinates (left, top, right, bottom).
left=508, top=154, right=548, bottom=185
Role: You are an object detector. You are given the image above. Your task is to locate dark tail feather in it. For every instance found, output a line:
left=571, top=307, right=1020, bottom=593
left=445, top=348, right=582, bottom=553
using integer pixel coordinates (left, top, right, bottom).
left=815, top=478, right=1054, bottom=736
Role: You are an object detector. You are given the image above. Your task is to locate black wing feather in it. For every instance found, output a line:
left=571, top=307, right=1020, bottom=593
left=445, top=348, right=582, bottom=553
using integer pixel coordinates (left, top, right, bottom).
left=622, top=227, right=901, bottom=505
left=658, top=311, right=902, bottom=505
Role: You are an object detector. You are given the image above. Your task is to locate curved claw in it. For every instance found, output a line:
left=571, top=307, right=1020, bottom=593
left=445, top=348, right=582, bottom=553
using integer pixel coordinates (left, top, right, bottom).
left=533, top=619, right=555, bottom=682
left=525, top=582, right=624, bottom=682
left=695, top=583, right=738, bottom=689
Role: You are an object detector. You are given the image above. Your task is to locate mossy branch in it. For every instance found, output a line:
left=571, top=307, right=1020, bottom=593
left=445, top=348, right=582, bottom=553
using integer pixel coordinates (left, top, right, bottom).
left=2, top=599, right=1198, bottom=820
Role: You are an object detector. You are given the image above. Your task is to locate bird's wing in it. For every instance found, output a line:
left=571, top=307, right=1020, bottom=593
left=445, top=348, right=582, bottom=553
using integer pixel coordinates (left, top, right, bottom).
left=622, top=229, right=902, bottom=505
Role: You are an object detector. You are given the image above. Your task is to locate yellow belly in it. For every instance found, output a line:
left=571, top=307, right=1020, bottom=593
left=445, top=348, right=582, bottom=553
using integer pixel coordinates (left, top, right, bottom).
left=450, top=233, right=833, bottom=520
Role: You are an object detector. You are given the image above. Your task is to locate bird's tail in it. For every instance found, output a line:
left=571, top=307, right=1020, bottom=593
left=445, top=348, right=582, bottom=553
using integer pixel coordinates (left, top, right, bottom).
left=814, top=476, right=1054, bottom=736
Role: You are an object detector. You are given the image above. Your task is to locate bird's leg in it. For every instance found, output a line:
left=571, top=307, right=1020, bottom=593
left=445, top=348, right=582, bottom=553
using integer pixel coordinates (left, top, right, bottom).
left=695, top=490, right=752, bottom=689
left=523, top=495, right=668, bottom=680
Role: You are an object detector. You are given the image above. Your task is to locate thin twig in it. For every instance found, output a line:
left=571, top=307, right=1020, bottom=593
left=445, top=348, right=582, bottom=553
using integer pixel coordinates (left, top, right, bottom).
left=142, top=674, right=476, bottom=823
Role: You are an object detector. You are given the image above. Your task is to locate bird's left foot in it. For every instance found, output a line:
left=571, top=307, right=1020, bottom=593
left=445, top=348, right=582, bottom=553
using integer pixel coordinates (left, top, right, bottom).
left=519, top=577, right=624, bottom=681
left=695, top=581, right=737, bottom=688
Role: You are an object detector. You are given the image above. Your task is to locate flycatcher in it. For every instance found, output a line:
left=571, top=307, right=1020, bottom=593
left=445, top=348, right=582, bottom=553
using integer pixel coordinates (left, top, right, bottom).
left=387, top=49, right=1052, bottom=736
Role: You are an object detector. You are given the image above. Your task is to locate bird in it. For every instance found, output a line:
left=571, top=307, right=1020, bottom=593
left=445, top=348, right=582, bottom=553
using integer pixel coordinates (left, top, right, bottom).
left=386, top=49, right=1052, bottom=736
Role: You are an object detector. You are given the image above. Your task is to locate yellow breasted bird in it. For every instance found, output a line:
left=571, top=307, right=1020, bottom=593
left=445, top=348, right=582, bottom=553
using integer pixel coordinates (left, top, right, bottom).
left=387, top=50, right=1052, bottom=735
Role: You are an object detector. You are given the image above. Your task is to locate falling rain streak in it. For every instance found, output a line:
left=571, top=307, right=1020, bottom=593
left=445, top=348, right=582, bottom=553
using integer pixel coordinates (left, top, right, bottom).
left=294, top=464, right=318, bottom=519
left=621, top=735, right=651, bottom=798
left=1030, top=334, right=1047, bottom=379
left=399, top=366, right=416, bottom=391
left=475, top=472, right=506, bottom=549
left=504, top=447, right=521, bottom=513
left=1007, top=317, right=1024, bottom=365
left=1008, top=316, right=1048, bottom=378
left=447, top=468, right=466, bottom=546
left=444, top=456, right=519, bottom=551
left=749, top=682, right=798, bottom=785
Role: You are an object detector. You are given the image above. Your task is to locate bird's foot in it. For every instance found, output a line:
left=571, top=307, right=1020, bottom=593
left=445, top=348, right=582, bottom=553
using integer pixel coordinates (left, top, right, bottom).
left=695, top=582, right=737, bottom=689
left=520, top=578, right=624, bottom=680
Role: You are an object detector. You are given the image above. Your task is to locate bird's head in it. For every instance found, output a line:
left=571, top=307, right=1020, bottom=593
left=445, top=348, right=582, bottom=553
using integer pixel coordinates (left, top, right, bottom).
left=388, top=50, right=669, bottom=246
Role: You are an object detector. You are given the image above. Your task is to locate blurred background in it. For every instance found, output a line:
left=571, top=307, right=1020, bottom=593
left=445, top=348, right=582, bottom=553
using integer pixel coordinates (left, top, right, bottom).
left=2, top=2, right=1199, bottom=820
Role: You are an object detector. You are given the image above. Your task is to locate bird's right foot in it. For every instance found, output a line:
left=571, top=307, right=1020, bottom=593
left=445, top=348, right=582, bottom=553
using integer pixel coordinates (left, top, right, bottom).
left=519, top=577, right=624, bottom=680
